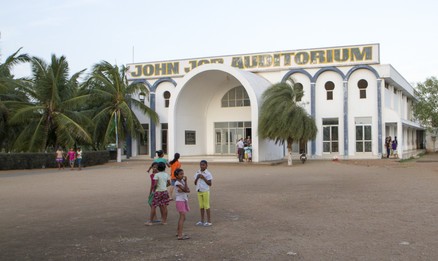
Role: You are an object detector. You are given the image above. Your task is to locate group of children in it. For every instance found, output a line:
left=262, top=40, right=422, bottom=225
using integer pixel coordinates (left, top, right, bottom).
left=146, top=150, right=213, bottom=240
left=55, top=147, right=83, bottom=170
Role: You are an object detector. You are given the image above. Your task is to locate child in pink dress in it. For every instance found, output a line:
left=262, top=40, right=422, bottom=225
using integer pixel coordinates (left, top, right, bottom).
left=174, top=168, right=190, bottom=240
left=67, top=148, right=76, bottom=170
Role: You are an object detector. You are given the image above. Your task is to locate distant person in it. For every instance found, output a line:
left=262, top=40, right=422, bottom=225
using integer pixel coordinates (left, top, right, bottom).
left=385, top=136, right=391, bottom=158
left=146, top=162, right=171, bottom=226
left=236, top=138, right=244, bottom=162
left=392, top=136, right=398, bottom=159
left=76, top=147, right=83, bottom=170
left=244, top=143, right=252, bottom=162
left=55, top=147, right=65, bottom=170
left=174, top=168, right=190, bottom=240
left=194, top=160, right=213, bottom=226
left=67, top=148, right=76, bottom=170
left=169, top=153, right=181, bottom=200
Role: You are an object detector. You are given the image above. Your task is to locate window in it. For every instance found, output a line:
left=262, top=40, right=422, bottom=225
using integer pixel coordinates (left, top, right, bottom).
left=161, top=123, right=168, bottom=154
left=322, top=118, right=339, bottom=153
left=356, top=125, right=372, bottom=152
left=325, top=81, right=335, bottom=100
left=221, top=86, right=250, bottom=107
left=163, top=91, right=171, bottom=108
left=294, top=83, right=303, bottom=102
left=185, top=131, right=196, bottom=145
left=358, top=79, right=368, bottom=99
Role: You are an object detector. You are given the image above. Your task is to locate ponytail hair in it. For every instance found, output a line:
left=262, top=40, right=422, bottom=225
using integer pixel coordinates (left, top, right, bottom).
left=169, top=153, right=180, bottom=165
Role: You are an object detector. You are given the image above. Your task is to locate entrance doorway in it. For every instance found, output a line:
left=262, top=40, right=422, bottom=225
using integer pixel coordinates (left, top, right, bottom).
left=215, top=122, right=251, bottom=155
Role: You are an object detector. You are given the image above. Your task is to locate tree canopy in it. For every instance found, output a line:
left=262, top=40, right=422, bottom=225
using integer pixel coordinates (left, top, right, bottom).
left=414, top=76, right=438, bottom=134
left=0, top=50, right=158, bottom=155
left=84, top=61, right=159, bottom=161
left=5, top=54, right=91, bottom=152
left=258, top=81, right=317, bottom=165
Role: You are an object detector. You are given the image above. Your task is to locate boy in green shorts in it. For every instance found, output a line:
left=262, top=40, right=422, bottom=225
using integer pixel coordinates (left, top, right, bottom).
left=194, top=160, right=213, bottom=226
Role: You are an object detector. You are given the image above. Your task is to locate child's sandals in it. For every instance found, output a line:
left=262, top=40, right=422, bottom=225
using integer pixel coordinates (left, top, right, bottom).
left=177, top=235, right=190, bottom=240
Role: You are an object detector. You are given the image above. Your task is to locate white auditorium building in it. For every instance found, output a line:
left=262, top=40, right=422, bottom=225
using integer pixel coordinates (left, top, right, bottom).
left=126, top=43, right=425, bottom=162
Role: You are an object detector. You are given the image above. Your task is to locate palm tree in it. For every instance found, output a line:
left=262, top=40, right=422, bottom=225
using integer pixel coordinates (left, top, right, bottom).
left=5, top=54, right=91, bottom=152
left=258, top=81, right=317, bottom=165
left=85, top=61, right=159, bottom=162
left=0, top=48, right=30, bottom=151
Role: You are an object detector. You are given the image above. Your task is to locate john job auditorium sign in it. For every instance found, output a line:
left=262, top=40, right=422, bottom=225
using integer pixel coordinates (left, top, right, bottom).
left=127, top=44, right=379, bottom=79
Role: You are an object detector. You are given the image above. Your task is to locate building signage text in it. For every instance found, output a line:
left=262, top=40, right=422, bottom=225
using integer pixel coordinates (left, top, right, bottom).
left=127, top=44, right=379, bottom=79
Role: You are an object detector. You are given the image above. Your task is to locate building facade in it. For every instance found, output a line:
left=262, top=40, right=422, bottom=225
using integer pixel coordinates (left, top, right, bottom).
left=126, top=43, right=425, bottom=162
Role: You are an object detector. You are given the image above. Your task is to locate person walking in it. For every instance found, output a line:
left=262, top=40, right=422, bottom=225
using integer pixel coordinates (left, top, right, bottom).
left=67, top=148, right=76, bottom=170
left=174, top=168, right=190, bottom=240
left=194, top=160, right=213, bottom=226
left=236, top=138, right=244, bottom=162
left=76, top=147, right=83, bottom=170
left=146, top=162, right=171, bottom=226
left=55, top=147, right=65, bottom=170
left=169, top=153, right=181, bottom=200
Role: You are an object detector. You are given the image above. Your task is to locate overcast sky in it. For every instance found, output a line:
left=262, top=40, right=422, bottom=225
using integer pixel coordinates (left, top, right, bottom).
left=1, top=0, right=437, bottom=84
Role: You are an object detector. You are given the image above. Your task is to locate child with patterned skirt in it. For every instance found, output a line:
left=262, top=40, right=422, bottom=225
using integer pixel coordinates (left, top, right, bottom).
left=145, top=162, right=170, bottom=225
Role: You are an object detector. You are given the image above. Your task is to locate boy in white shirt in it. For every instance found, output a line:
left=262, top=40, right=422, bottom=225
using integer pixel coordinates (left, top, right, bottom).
left=194, top=160, right=213, bottom=226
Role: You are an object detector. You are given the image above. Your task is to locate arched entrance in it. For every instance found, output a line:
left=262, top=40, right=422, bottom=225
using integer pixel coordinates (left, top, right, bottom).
left=167, top=64, right=283, bottom=162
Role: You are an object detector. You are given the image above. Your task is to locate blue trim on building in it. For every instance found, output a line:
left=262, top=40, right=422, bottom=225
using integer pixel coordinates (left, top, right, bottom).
left=281, top=69, right=313, bottom=83
left=345, top=65, right=380, bottom=80
left=150, top=78, right=177, bottom=158
left=311, top=66, right=346, bottom=82
left=311, top=82, right=316, bottom=156
left=343, top=81, right=348, bottom=157
left=377, top=79, right=382, bottom=156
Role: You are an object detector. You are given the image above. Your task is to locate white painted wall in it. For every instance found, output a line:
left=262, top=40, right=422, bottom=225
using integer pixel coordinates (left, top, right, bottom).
left=315, top=71, right=344, bottom=156
left=348, top=69, right=378, bottom=156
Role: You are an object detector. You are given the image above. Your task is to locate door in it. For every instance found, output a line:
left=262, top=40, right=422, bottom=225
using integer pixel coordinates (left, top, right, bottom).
left=214, top=122, right=251, bottom=155
left=322, top=119, right=339, bottom=153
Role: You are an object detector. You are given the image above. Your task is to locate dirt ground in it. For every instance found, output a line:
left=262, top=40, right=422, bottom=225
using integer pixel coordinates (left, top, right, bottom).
left=1, top=154, right=438, bottom=261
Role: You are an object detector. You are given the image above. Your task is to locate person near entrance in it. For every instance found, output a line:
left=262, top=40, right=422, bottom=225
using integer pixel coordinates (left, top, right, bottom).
left=236, top=138, right=245, bottom=162
left=385, top=136, right=392, bottom=158
left=392, top=136, right=398, bottom=158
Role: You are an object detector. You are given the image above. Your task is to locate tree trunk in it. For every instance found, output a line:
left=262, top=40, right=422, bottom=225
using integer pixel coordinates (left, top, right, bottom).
left=287, top=139, right=293, bottom=166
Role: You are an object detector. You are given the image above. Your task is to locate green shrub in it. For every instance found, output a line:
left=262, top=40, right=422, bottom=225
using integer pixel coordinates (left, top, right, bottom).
left=0, top=151, right=110, bottom=170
